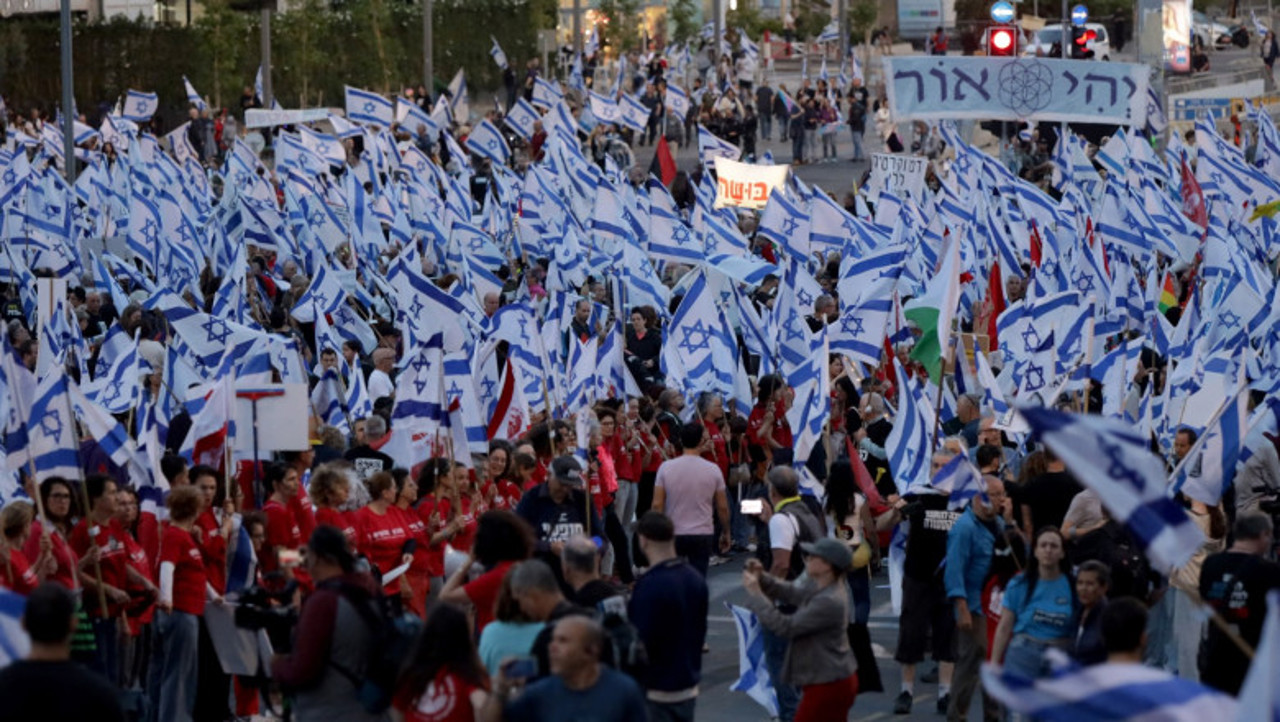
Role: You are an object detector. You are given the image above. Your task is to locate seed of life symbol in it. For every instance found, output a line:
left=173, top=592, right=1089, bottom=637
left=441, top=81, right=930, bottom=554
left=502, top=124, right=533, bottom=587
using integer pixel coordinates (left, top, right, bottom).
left=996, top=59, right=1054, bottom=117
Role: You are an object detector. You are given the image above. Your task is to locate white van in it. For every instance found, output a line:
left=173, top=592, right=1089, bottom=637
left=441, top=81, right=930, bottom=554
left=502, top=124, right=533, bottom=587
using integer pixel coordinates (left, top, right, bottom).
left=1022, top=23, right=1112, bottom=61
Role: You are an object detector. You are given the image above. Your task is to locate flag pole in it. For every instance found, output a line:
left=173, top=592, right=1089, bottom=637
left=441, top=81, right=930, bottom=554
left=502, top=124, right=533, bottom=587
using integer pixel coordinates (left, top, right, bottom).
left=931, top=332, right=956, bottom=452
left=65, top=392, right=110, bottom=618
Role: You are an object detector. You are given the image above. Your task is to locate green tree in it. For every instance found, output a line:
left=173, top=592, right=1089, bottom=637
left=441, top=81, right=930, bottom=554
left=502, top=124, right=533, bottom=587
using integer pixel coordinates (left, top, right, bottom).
left=668, top=0, right=700, bottom=45
left=597, top=0, right=643, bottom=55
left=195, top=0, right=251, bottom=108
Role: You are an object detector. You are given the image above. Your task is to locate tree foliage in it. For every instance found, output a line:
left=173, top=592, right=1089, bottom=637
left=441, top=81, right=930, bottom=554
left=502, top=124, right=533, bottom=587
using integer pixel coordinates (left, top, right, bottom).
left=596, top=0, right=644, bottom=55
left=668, top=0, right=700, bottom=45
left=0, top=0, right=553, bottom=123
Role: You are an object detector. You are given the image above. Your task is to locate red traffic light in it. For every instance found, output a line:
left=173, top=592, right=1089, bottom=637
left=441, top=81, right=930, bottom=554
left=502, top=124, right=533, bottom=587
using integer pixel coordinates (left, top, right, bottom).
left=989, top=26, right=1016, bottom=56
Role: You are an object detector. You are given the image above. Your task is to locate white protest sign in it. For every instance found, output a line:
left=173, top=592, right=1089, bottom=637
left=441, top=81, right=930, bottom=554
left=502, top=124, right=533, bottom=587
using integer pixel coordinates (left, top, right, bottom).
left=867, top=153, right=928, bottom=204
left=244, top=108, right=334, bottom=129
left=233, top=383, right=310, bottom=455
left=712, top=157, right=790, bottom=210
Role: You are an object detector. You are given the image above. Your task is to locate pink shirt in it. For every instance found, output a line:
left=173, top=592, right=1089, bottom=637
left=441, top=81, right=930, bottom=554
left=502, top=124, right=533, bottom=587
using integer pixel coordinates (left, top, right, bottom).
left=654, top=454, right=726, bottom=536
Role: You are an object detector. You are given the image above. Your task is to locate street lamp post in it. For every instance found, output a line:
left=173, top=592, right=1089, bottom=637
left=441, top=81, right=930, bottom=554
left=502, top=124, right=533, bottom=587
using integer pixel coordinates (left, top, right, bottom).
left=261, top=1, right=273, bottom=107
left=60, top=0, right=75, bottom=181
left=424, top=0, right=434, bottom=93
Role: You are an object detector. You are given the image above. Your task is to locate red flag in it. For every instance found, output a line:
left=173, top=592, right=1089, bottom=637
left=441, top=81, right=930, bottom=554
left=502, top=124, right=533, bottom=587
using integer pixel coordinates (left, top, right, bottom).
left=1180, top=156, right=1209, bottom=229
left=846, top=437, right=886, bottom=508
left=985, top=260, right=1006, bottom=348
left=1029, top=221, right=1043, bottom=269
left=649, top=136, right=678, bottom=187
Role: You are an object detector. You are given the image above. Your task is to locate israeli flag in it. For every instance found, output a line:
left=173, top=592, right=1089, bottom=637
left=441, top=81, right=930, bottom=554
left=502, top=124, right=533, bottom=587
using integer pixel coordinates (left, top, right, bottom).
left=504, top=97, right=540, bottom=141
left=981, top=648, right=1238, bottom=721
left=464, top=118, right=511, bottom=165
left=344, top=86, right=394, bottom=127
left=490, top=36, right=509, bottom=70
left=0, top=590, right=31, bottom=669
left=619, top=93, right=650, bottom=133
left=396, top=98, right=439, bottom=140
left=1169, top=378, right=1249, bottom=506
left=589, top=91, right=622, bottom=125
left=290, top=263, right=349, bottom=323
left=532, top=77, right=563, bottom=110
left=886, top=358, right=932, bottom=495
left=698, top=125, right=740, bottom=168
left=665, top=84, right=691, bottom=124
left=122, top=89, right=159, bottom=122
left=727, top=603, right=780, bottom=717
left=1019, top=406, right=1205, bottom=573
left=916, top=453, right=986, bottom=510
left=183, top=76, right=206, bottom=110
left=226, top=521, right=258, bottom=595
left=1238, top=591, right=1280, bottom=722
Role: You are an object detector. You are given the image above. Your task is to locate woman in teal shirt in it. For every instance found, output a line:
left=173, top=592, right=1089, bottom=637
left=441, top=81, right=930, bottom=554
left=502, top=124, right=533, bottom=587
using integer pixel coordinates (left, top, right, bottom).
left=990, top=527, right=1076, bottom=683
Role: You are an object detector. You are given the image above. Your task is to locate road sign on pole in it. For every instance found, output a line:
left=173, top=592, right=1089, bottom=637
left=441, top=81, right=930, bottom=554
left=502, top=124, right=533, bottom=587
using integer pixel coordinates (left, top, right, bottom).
left=991, top=0, right=1016, bottom=23
left=1071, top=4, right=1088, bottom=25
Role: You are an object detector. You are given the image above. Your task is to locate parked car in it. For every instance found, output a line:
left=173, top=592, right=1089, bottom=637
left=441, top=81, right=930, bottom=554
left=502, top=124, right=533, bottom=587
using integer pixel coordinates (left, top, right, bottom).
left=1023, top=23, right=1112, bottom=60
left=1192, top=11, right=1238, bottom=49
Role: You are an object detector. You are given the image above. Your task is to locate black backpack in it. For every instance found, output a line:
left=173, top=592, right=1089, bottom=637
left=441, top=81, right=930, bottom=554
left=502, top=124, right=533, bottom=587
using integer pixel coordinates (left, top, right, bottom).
left=330, top=582, right=424, bottom=714
left=595, top=595, right=649, bottom=681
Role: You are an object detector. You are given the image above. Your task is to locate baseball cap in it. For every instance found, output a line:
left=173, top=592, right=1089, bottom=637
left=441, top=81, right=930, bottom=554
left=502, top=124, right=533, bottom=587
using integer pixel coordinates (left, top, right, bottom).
left=550, top=456, right=585, bottom=488
left=799, top=538, right=854, bottom=572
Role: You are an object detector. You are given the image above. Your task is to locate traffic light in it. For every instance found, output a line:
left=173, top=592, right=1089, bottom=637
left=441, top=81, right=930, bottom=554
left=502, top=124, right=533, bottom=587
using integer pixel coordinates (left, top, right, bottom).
left=1071, top=26, right=1096, bottom=59
left=988, top=25, right=1017, bottom=56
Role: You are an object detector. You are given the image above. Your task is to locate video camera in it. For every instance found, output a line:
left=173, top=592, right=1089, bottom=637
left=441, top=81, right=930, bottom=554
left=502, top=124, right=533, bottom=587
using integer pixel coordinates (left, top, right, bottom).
left=234, top=580, right=300, bottom=653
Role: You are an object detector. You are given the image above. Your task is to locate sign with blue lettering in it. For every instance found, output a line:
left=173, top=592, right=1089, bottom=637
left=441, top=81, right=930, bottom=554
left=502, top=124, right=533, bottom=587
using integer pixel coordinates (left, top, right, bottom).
left=882, top=56, right=1149, bottom=125
left=1071, top=4, right=1089, bottom=25
left=991, top=1, right=1016, bottom=23
left=1171, top=97, right=1231, bottom=121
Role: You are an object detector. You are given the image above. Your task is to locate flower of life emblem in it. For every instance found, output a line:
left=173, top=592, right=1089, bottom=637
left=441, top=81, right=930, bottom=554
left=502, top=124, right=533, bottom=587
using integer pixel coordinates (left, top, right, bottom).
left=996, top=59, right=1054, bottom=118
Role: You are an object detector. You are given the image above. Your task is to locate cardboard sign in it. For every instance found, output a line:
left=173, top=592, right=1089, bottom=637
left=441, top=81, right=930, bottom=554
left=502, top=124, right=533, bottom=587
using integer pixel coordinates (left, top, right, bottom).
left=712, top=157, right=790, bottom=210
left=868, top=153, right=928, bottom=203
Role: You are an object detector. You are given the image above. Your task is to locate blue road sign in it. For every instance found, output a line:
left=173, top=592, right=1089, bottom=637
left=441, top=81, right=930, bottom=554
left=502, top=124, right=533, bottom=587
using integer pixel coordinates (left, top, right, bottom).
left=1071, top=4, right=1089, bottom=25
left=991, top=0, right=1016, bottom=23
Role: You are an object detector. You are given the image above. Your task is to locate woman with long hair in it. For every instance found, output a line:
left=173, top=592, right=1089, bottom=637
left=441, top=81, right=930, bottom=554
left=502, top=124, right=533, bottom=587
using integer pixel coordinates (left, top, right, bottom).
left=747, top=374, right=793, bottom=466
left=483, top=441, right=522, bottom=511
left=990, top=527, right=1076, bottom=681
left=824, top=460, right=882, bottom=694
left=1, top=502, right=51, bottom=593
left=415, top=459, right=466, bottom=608
left=392, top=468, right=431, bottom=618
left=742, top=538, right=859, bottom=721
left=439, top=510, right=535, bottom=635
left=392, top=603, right=490, bottom=722
left=115, top=487, right=159, bottom=691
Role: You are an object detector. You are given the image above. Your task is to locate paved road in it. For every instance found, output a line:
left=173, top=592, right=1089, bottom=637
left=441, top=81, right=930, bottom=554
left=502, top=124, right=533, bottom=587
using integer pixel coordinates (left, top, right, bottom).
left=691, top=548, right=960, bottom=722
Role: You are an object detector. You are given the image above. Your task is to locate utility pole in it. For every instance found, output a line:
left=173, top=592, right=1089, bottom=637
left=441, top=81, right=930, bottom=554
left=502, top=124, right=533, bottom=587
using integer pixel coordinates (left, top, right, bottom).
left=60, top=0, right=75, bottom=181
left=261, top=0, right=273, bottom=107
left=573, top=0, right=582, bottom=54
left=713, top=0, right=723, bottom=64
left=839, top=0, right=850, bottom=64
left=424, top=0, right=434, bottom=93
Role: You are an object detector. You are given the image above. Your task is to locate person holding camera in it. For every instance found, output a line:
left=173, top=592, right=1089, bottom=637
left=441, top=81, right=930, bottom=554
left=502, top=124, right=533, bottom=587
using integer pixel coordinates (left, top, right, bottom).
left=272, top=526, right=385, bottom=721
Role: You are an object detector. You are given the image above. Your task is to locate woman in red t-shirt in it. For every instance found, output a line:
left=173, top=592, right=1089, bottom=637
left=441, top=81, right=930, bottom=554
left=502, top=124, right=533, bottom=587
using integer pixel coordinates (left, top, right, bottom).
left=746, top=373, right=794, bottom=464
left=415, top=459, right=467, bottom=608
left=262, top=463, right=305, bottom=575
left=156, top=486, right=214, bottom=722
left=115, top=487, right=159, bottom=687
left=309, top=465, right=356, bottom=543
left=354, top=472, right=414, bottom=599
left=634, top=397, right=667, bottom=517
left=439, top=509, right=534, bottom=635
left=697, top=392, right=731, bottom=481
left=392, top=468, right=431, bottom=618
left=393, top=603, right=490, bottom=722
left=483, top=442, right=523, bottom=512
left=443, top=463, right=482, bottom=554
left=1, top=502, right=51, bottom=594
left=26, top=479, right=81, bottom=590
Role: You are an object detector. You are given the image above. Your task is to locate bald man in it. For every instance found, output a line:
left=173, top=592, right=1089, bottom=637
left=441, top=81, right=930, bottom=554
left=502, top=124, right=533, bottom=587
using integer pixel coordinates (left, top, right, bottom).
left=486, top=615, right=647, bottom=722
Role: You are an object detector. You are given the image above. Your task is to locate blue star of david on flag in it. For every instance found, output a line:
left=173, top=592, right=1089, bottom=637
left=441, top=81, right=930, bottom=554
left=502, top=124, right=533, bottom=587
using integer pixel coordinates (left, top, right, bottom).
left=1023, top=363, right=1046, bottom=391
left=842, top=315, right=865, bottom=337
left=1219, top=310, right=1242, bottom=329
left=203, top=317, right=233, bottom=345
left=480, top=377, right=497, bottom=398
left=39, top=409, right=63, bottom=439
left=678, top=319, right=714, bottom=355
left=1021, top=324, right=1042, bottom=352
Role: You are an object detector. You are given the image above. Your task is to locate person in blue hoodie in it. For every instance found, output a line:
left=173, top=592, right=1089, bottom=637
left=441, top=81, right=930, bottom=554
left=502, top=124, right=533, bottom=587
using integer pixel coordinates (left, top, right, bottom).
left=944, top=475, right=1007, bottom=722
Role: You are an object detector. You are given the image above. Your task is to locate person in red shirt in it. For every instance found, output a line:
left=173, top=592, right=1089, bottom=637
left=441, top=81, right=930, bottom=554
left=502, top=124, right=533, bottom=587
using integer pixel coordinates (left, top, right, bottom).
left=309, top=465, right=356, bottom=543
left=262, top=462, right=305, bottom=575
left=70, top=475, right=148, bottom=680
left=415, top=459, right=468, bottom=609
left=152, top=485, right=215, bottom=722
left=442, top=463, right=483, bottom=554
left=1, top=502, right=51, bottom=594
left=191, top=465, right=236, bottom=722
left=392, top=602, right=491, bottom=721
left=114, top=487, right=159, bottom=690
left=440, top=510, right=535, bottom=635
left=634, top=398, right=666, bottom=518
left=697, top=392, right=731, bottom=481
left=27, top=478, right=80, bottom=590
left=746, top=373, right=794, bottom=465
left=483, top=442, right=523, bottom=512
left=392, top=468, right=431, bottom=618
left=354, top=472, right=414, bottom=600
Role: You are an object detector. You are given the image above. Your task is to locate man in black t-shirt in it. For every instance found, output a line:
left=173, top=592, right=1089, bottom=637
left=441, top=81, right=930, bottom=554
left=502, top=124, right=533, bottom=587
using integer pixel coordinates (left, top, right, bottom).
left=893, top=453, right=961, bottom=715
left=0, top=583, right=126, bottom=722
left=1015, top=446, right=1082, bottom=537
left=1198, top=513, right=1280, bottom=695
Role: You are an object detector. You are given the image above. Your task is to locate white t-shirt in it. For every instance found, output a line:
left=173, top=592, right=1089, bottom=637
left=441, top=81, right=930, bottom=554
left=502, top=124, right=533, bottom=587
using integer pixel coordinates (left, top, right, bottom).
left=769, top=511, right=798, bottom=553
left=368, top=368, right=394, bottom=401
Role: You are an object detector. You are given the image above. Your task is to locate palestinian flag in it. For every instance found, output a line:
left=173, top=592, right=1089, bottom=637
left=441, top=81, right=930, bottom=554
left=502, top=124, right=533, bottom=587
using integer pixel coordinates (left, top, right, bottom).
left=905, top=233, right=961, bottom=381
left=1157, top=272, right=1178, bottom=314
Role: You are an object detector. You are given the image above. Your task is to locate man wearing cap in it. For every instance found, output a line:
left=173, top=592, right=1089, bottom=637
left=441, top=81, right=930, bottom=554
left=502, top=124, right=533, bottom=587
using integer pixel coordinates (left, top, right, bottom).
left=742, top=537, right=859, bottom=721
left=516, top=456, right=606, bottom=587
left=944, top=475, right=1007, bottom=722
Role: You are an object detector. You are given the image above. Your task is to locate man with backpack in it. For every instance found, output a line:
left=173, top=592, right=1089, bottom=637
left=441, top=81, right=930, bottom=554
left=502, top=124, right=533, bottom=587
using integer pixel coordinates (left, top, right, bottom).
left=273, top=526, right=401, bottom=721
left=629, top=512, right=708, bottom=722
left=754, top=466, right=825, bottom=722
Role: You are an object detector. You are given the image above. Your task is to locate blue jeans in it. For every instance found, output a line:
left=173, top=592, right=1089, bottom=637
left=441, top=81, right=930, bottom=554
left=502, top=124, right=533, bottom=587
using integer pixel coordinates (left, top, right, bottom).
left=89, top=616, right=120, bottom=683
left=148, top=610, right=200, bottom=722
left=760, top=113, right=773, bottom=140
left=762, top=626, right=800, bottom=722
left=851, top=127, right=865, bottom=160
left=791, top=131, right=805, bottom=162
left=847, top=565, right=871, bottom=625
